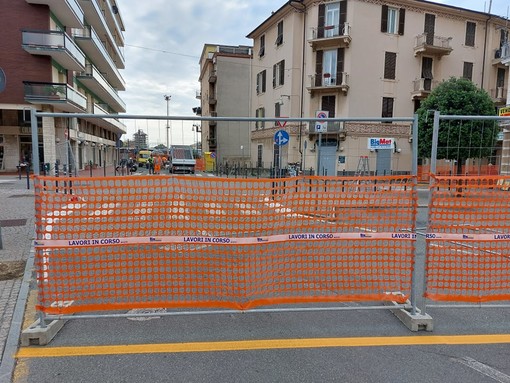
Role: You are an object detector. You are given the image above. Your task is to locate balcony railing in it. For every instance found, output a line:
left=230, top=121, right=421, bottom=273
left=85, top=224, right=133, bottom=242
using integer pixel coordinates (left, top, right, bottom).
left=491, top=87, right=507, bottom=103
left=23, top=81, right=87, bottom=111
left=77, top=64, right=126, bottom=112
left=414, top=33, right=452, bottom=57
left=22, top=30, right=86, bottom=71
left=73, top=26, right=125, bottom=90
left=411, top=78, right=439, bottom=99
left=308, top=72, right=349, bottom=94
left=308, top=22, right=351, bottom=49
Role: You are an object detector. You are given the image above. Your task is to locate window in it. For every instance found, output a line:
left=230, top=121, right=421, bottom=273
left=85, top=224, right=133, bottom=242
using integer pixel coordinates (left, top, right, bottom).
left=421, top=56, right=433, bottom=91
left=256, top=107, right=265, bottom=129
left=382, top=97, right=394, bottom=119
left=273, top=60, right=285, bottom=88
left=424, top=13, right=435, bottom=45
left=256, top=70, right=266, bottom=94
left=325, top=2, right=340, bottom=37
left=259, top=35, right=265, bottom=57
left=318, top=1, right=347, bottom=38
left=321, top=96, right=336, bottom=118
left=462, top=62, right=473, bottom=81
left=275, top=20, right=283, bottom=45
left=384, top=52, right=397, bottom=80
left=465, top=21, right=476, bottom=47
left=315, top=48, right=344, bottom=86
left=274, top=102, right=281, bottom=122
left=381, top=5, right=405, bottom=35
left=497, top=67, right=506, bottom=88
left=257, top=145, right=263, bottom=168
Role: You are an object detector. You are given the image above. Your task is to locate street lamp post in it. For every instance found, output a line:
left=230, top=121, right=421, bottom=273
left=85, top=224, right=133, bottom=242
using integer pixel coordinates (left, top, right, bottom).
left=164, top=95, right=171, bottom=156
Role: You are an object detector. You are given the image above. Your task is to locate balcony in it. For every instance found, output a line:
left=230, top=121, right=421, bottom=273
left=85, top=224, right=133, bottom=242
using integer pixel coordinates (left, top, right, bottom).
left=26, top=0, right=84, bottom=28
left=411, top=78, right=438, bottom=100
left=307, top=72, right=349, bottom=95
left=491, top=87, right=507, bottom=105
left=23, top=81, right=87, bottom=112
left=414, top=33, right=452, bottom=58
left=77, top=64, right=126, bottom=112
left=501, top=42, right=510, bottom=65
left=73, top=26, right=125, bottom=90
left=81, top=102, right=126, bottom=135
left=22, top=30, right=86, bottom=72
left=209, top=70, right=217, bottom=83
left=77, top=0, right=125, bottom=69
left=308, top=23, right=351, bottom=50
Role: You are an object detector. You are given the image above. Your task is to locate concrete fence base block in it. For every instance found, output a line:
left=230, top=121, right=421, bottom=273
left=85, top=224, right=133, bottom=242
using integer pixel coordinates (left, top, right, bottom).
left=21, top=318, right=66, bottom=346
left=385, top=301, right=434, bottom=332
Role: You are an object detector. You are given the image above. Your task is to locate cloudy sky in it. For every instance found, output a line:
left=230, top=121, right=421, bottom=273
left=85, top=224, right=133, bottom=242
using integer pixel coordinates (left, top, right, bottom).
left=118, top=0, right=509, bottom=146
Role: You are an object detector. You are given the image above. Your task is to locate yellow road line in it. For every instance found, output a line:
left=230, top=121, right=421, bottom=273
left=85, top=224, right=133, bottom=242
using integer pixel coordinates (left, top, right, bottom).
left=16, top=334, right=510, bottom=358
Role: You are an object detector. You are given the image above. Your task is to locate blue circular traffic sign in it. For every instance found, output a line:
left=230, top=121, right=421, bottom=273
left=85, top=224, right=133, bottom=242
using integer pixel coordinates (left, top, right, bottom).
left=274, top=130, right=289, bottom=146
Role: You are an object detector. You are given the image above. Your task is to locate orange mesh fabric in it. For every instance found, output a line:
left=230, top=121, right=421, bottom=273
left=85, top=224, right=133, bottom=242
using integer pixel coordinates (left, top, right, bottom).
left=34, top=175, right=416, bottom=314
left=425, top=175, right=510, bottom=302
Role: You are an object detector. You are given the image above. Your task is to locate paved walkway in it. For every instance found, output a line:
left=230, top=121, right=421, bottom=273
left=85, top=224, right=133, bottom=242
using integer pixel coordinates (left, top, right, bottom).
left=0, top=166, right=117, bottom=382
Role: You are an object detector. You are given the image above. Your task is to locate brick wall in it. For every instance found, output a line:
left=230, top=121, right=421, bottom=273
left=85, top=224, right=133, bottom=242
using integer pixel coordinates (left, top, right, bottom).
left=0, top=0, right=52, bottom=104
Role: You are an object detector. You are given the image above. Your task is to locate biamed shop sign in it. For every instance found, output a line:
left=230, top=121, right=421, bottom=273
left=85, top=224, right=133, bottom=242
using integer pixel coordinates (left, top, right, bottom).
left=368, top=137, right=395, bottom=150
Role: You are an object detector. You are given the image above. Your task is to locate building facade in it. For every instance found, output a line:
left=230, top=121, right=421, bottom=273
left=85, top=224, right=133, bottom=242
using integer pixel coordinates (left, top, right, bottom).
left=0, top=0, right=126, bottom=173
left=197, top=44, right=252, bottom=166
left=246, top=0, right=510, bottom=175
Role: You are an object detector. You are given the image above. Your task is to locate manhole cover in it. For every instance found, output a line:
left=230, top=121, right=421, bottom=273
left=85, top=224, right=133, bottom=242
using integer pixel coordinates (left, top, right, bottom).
left=126, top=308, right=167, bottom=321
left=0, top=219, right=27, bottom=227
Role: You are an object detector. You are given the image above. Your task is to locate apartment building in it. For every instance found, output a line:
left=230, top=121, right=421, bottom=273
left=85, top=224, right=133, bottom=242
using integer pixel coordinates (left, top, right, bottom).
left=197, top=44, right=252, bottom=166
left=0, top=0, right=126, bottom=173
left=247, top=0, right=510, bottom=176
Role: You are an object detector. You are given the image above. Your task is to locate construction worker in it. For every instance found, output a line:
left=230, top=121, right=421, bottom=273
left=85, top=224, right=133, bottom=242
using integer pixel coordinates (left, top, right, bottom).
left=147, top=154, right=154, bottom=174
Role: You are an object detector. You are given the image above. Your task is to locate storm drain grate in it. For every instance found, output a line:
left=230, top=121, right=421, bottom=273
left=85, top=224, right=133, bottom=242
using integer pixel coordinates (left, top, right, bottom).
left=0, top=219, right=27, bottom=227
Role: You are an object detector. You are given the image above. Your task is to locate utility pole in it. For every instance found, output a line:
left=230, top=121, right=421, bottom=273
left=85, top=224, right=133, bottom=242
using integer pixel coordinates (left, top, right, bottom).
left=164, top=95, right=171, bottom=156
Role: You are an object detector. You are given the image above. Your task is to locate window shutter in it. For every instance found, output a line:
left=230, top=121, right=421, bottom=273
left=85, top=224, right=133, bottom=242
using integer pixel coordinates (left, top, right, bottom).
left=280, top=60, right=285, bottom=86
left=398, top=8, right=405, bottom=35
left=381, top=5, right=388, bottom=33
left=384, top=52, right=396, bottom=80
left=336, top=48, right=344, bottom=85
left=340, top=1, right=347, bottom=30
left=315, top=51, right=323, bottom=86
left=272, top=64, right=276, bottom=88
left=462, top=62, right=473, bottom=80
left=262, top=70, right=266, bottom=93
left=465, top=22, right=476, bottom=46
left=424, top=14, right=435, bottom=45
left=318, top=4, right=325, bottom=38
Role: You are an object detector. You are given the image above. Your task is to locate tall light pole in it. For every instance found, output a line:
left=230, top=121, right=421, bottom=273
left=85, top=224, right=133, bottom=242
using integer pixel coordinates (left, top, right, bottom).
left=164, top=95, right=171, bottom=155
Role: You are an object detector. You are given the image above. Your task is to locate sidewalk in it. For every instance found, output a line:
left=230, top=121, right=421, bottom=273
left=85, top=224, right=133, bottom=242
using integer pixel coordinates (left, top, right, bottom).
left=0, top=174, right=36, bottom=382
left=0, top=166, right=117, bottom=382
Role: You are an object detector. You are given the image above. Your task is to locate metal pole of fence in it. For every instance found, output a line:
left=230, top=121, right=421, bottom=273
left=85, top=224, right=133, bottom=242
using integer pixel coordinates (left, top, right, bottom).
left=409, top=114, right=421, bottom=316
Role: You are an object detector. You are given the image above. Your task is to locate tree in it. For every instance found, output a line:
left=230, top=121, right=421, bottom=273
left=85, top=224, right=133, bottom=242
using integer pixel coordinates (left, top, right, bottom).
left=416, top=77, right=498, bottom=175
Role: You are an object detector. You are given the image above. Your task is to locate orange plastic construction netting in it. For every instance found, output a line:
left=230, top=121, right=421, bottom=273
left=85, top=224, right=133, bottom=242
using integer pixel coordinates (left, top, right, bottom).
left=34, top=175, right=417, bottom=314
left=425, top=175, right=510, bottom=303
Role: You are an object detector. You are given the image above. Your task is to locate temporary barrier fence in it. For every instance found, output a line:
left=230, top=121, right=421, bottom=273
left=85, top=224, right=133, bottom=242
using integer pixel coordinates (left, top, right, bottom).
left=33, top=174, right=417, bottom=316
left=423, top=113, right=510, bottom=308
left=26, top=110, right=510, bottom=336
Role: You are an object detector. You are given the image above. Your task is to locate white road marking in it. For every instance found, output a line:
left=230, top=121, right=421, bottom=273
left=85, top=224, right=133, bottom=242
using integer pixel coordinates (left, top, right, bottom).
left=453, top=356, right=510, bottom=383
